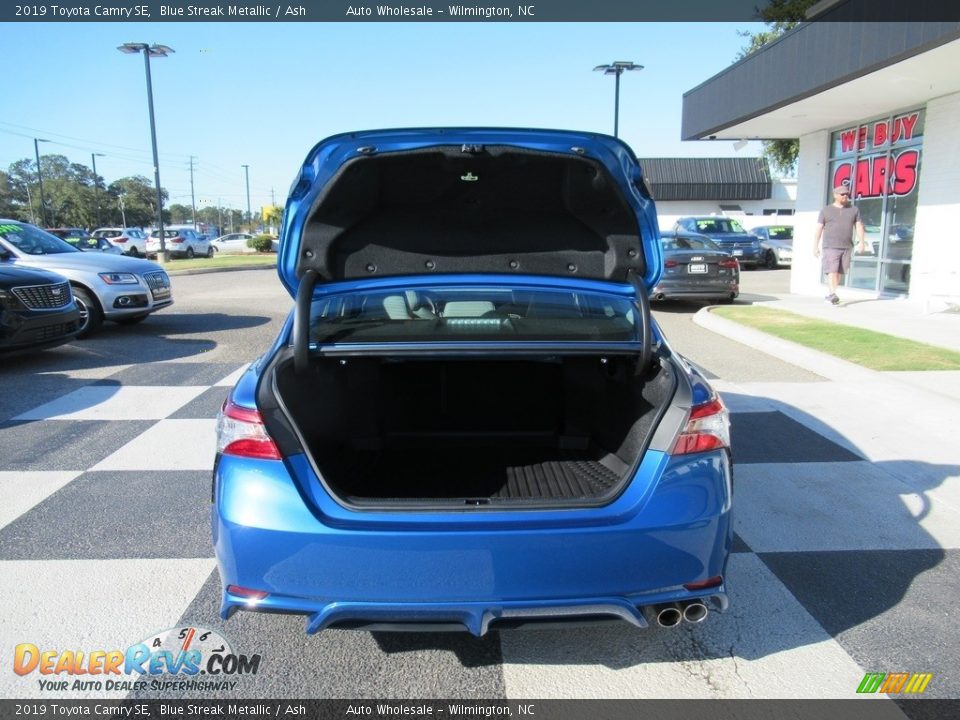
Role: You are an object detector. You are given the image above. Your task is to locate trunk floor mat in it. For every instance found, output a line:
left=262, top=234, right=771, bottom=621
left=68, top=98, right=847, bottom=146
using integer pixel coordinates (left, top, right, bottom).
left=337, top=448, right=621, bottom=500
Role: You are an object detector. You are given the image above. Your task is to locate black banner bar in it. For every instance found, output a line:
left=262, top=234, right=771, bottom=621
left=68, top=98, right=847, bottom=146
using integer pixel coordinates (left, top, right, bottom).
left=2, top=699, right=959, bottom=720
left=3, top=0, right=960, bottom=22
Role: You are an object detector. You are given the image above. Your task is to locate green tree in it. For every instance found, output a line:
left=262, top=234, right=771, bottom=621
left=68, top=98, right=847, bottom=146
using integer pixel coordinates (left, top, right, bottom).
left=0, top=170, right=19, bottom=219
left=167, top=203, right=193, bottom=224
left=106, top=176, right=169, bottom=229
left=739, top=0, right=819, bottom=174
left=4, top=154, right=99, bottom=227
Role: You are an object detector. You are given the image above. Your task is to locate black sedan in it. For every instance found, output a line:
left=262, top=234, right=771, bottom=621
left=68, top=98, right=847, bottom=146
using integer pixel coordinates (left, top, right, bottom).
left=0, top=263, right=81, bottom=354
left=649, top=231, right=739, bottom=303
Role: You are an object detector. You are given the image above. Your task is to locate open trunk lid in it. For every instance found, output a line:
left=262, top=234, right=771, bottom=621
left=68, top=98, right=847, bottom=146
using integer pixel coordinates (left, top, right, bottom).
left=277, top=128, right=662, bottom=294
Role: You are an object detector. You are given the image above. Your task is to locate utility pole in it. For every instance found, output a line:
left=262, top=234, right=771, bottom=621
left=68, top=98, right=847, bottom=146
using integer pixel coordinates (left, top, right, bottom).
left=119, top=193, right=127, bottom=228
left=189, top=155, right=198, bottom=230
left=92, top=153, right=105, bottom=227
left=217, top=197, right=223, bottom=236
left=34, top=138, right=50, bottom=226
left=26, top=184, right=36, bottom=225
left=241, top=164, right=251, bottom=230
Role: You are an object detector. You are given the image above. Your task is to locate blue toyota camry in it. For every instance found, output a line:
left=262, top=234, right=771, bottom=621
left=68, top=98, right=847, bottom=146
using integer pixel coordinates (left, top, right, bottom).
left=213, top=128, right=732, bottom=635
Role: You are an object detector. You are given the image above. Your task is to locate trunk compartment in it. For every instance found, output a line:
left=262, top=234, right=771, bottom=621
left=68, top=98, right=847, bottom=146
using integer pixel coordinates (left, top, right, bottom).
left=272, top=354, right=675, bottom=506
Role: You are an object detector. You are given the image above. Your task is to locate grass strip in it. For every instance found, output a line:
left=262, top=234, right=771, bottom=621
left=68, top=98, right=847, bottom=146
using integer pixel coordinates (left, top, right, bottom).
left=711, top=306, right=960, bottom=371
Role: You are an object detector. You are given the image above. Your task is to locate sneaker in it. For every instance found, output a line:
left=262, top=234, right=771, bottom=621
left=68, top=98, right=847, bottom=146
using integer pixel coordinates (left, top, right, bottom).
left=824, top=293, right=836, bottom=304
left=831, top=294, right=840, bottom=305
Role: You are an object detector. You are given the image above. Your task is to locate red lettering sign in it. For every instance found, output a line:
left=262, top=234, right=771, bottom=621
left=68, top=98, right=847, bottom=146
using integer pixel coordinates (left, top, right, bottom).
left=831, top=148, right=919, bottom=199
left=839, top=111, right=920, bottom=153
left=840, top=129, right=858, bottom=153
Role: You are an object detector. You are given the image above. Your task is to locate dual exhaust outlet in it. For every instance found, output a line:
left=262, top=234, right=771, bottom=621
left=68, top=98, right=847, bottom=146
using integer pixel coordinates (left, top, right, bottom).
left=649, top=600, right=709, bottom=627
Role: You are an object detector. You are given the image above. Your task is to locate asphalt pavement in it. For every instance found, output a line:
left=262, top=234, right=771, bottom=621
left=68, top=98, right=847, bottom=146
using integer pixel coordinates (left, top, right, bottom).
left=1, top=267, right=957, bottom=705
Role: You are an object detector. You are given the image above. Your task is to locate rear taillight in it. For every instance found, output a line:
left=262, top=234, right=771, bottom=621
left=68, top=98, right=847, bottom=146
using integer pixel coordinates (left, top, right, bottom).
left=671, top=396, right=730, bottom=455
left=719, top=258, right=739, bottom=269
left=216, top=399, right=282, bottom=460
left=114, top=238, right=128, bottom=243
left=227, top=585, right=270, bottom=604
left=664, top=259, right=679, bottom=268
left=171, top=237, right=184, bottom=244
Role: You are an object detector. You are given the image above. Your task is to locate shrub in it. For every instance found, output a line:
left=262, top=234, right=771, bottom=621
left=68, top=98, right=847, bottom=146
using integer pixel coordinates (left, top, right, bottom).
left=246, top=235, right=274, bottom=253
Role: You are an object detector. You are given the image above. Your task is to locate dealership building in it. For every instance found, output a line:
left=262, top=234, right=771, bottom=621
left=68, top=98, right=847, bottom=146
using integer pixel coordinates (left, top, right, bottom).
left=681, top=4, right=960, bottom=305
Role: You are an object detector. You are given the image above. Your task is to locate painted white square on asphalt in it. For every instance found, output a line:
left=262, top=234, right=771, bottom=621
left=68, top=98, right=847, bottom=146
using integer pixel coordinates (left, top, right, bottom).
left=734, top=462, right=960, bottom=553
left=0, top=558, right=215, bottom=699
left=91, top=419, right=218, bottom=471
left=215, top=364, right=250, bottom=387
left=0, top=471, right=81, bottom=530
left=14, top=386, right=208, bottom=421
left=499, top=553, right=870, bottom=699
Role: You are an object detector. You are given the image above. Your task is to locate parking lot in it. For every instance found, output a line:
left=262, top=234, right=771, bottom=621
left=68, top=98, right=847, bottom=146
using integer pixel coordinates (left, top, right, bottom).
left=1, top=267, right=957, bottom=700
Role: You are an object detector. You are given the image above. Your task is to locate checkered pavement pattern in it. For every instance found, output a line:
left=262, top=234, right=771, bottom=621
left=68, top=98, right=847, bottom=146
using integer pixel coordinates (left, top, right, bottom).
left=1, top=362, right=957, bottom=701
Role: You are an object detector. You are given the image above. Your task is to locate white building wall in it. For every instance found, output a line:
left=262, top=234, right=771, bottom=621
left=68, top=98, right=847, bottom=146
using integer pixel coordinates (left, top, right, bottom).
left=791, top=130, right=832, bottom=296
left=910, top=91, right=960, bottom=304
left=655, top=178, right=797, bottom=231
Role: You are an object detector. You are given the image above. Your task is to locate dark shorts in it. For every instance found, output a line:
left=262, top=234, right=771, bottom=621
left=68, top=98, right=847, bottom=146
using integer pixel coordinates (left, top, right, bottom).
left=822, top=247, right=852, bottom=274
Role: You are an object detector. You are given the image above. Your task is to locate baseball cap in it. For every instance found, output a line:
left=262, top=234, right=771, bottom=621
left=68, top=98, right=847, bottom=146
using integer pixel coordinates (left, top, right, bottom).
left=833, top=184, right=850, bottom=195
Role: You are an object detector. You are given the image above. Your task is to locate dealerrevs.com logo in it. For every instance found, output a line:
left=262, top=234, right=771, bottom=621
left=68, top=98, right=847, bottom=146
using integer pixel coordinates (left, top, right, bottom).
left=13, top=626, right=261, bottom=693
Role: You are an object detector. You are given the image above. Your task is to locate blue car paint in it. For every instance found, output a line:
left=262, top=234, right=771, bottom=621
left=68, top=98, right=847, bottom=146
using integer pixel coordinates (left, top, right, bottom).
left=215, top=128, right=731, bottom=634
left=213, top=450, right=731, bottom=634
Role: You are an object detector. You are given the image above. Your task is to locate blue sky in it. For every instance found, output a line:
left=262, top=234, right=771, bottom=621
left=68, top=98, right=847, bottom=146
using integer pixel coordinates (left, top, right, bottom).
left=0, top=22, right=762, bottom=213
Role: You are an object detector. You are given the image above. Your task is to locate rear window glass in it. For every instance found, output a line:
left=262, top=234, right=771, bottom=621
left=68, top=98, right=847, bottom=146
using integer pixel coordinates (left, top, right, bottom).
left=693, top=218, right=745, bottom=234
left=661, top=236, right=720, bottom=251
left=309, top=287, right=638, bottom=344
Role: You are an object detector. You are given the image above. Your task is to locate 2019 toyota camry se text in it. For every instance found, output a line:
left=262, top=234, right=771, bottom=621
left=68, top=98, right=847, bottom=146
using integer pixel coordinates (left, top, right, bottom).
left=213, top=128, right=733, bottom=635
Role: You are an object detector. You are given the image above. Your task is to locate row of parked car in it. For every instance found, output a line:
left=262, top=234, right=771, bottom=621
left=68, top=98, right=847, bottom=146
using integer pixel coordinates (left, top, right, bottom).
left=46, top=227, right=259, bottom=259
left=0, top=220, right=175, bottom=355
left=651, top=216, right=794, bottom=303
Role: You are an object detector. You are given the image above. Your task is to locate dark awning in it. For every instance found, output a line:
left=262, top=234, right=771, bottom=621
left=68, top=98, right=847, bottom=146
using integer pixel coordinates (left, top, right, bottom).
left=637, top=157, right=771, bottom=201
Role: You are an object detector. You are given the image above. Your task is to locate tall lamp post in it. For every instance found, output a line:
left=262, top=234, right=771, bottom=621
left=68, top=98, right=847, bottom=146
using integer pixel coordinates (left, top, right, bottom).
left=34, top=138, right=51, bottom=226
left=118, top=42, right=174, bottom=262
left=593, top=61, right=643, bottom=138
left=91, top=152, right=105, bottom=227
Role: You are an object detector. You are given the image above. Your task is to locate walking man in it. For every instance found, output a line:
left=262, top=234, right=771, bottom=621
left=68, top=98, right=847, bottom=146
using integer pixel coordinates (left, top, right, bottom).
left=814, top=184, right=867, bottom=304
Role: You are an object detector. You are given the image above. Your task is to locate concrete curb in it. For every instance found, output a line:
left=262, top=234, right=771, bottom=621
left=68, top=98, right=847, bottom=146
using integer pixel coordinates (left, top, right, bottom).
left=164, top=263, right=276, bottom=277
left=693, top=306, right=879, bottom=383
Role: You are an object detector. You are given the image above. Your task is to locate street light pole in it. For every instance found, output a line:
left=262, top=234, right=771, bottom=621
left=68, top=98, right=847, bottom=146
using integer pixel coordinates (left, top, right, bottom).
left=34, top=138, right=50, bottom=226
left=593, top=61, right=643, bottom=138
left=118, top=42, right=174, bottom=262
left=241, top=164, right=251, bottom=231
left=91, top=152, right=105, bottom=227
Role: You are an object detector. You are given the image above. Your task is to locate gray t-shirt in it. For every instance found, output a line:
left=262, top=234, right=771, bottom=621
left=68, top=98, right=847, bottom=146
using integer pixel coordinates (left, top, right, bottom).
left=817, top=204, right=861, bottom=249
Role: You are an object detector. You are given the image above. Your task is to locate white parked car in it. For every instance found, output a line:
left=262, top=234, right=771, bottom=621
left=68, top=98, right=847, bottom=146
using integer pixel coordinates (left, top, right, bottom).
left=91, top=227, right=149, bottom=256
left=146, top=228, right=212, bottom=259
left=211, top=232, right=255, bottom=254
left=749, top=223, right=794, bottom=268
left=0, top=220, right=173, bottom=337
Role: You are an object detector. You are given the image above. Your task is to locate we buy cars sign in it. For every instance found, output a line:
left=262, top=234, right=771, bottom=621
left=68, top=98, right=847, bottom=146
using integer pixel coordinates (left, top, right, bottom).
left=832, top=111, right=920, bottom=199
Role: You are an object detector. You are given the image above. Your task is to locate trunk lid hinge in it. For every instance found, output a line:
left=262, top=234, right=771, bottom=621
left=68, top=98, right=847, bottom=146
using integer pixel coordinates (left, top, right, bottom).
left=627, top=269, right=653, bottom=373
left=294, top=269, right=319, bottom=374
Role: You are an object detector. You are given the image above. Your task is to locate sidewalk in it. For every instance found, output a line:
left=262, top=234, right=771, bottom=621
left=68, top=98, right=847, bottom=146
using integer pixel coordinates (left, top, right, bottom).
left=695, top=292, right=960, bottom=402
left=694, top=293, right=960, bottom=509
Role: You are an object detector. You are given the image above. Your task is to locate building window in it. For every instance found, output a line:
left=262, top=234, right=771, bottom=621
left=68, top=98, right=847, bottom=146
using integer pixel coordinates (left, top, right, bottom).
left=828, top=109, right=923, bottom=295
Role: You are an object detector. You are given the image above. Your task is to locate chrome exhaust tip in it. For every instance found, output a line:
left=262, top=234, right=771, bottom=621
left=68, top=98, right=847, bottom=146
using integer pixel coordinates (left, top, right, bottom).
left=682, top=601, right=708, bottom=624
left=653, top=603, right=683, bottom=628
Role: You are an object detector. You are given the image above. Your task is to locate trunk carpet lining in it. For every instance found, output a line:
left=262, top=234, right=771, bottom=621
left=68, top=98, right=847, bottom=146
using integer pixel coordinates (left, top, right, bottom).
left=337, top=447, right=620, bottom=501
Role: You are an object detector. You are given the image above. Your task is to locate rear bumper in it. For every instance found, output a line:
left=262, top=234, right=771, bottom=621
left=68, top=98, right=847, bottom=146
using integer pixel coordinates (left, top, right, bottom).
left=651, top=279, right=739, bottom=300
left=212, top=450, right=733, bottom=635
